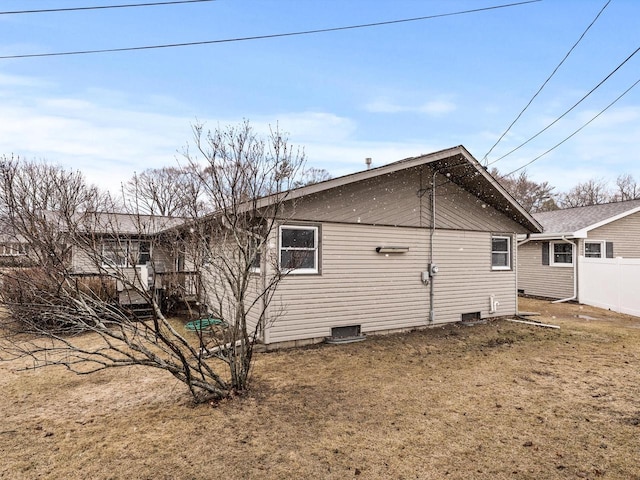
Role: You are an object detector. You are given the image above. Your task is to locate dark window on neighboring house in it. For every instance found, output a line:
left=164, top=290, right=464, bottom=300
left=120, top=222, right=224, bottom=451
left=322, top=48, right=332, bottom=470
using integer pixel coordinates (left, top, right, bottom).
left=250, top=239, right=261, bottom=273
left=102, top=241, right=127, bottom=267
left=137, top=241, right=151, bottom=265
left=102, top=240, right=150, bottom=267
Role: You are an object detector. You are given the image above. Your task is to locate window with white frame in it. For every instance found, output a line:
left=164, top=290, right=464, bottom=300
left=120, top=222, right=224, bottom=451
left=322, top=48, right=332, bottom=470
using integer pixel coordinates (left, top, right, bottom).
left=102, top=241, right=127, bottom=267
left=102, top=240, right=150, bottom=267
left=585, top=241, right=604, bottom=258
left=0, top=243, right=28, bottom=256
left=279, top=225, right=319, bottom=274
left=491, top=235, right=511, bottom=270
left=550, top=241, right=573, bottom=266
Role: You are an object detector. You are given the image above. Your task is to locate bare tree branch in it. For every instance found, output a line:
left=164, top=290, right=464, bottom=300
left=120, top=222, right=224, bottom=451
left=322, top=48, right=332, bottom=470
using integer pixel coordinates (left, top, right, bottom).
left=0, top=122, right=306, bottom=402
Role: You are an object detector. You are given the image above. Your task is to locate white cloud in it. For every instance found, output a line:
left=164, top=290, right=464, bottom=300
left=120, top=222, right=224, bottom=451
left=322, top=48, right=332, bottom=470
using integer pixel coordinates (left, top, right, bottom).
left=0, top=72, right=52, bottom=89
left=417, top=100, right=457, bottom=115
left=0, top=89, right=195, bottom=192
left=251, top=111, right=357, bottom=143
left=364, top=96, right=457, bottom=116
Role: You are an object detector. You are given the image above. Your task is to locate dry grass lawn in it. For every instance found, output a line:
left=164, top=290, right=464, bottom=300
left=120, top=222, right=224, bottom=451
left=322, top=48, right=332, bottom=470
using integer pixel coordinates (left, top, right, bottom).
left=1, top=297, right=640, bottom=479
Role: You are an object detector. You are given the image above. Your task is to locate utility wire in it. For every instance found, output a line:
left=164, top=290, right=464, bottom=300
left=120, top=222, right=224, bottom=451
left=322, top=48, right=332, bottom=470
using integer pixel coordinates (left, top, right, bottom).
left=0, top=0, right=216, bottom=15
left=0, top=0, right=541, bottom=59
left=482, top=0, right=611, bottom=164
left=487, top=44, right=640, bottom=166
left=504, top=76, right=640, bottom=176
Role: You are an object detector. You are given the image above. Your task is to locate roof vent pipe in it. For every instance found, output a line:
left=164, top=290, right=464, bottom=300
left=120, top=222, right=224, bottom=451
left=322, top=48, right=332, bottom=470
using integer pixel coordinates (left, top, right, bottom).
left=365, top=157, right=372, bottom=170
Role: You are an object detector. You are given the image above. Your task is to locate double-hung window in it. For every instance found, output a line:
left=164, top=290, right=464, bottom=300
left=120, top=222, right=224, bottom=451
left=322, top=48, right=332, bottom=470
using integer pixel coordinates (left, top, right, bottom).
left=584, top=240, right=614, bottom=259
left=491, top=235, right=511, bottom=270
left=279, top=225, right=319, bottom=274
left=0, top=243, right=28, bottom=256
left=102, top=241, right=127, bottom=267
left=550, top=241, right=573, bottom=266
left=585, top=241, right=603, bottom=258
left=102, top=240, right=150, bottom=267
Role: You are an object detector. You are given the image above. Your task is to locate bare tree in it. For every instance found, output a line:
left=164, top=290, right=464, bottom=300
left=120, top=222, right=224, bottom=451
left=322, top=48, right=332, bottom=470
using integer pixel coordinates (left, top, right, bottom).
left=560, top=178, right=612, bottom=208
left=122, top=166, right=208, bottom=217
left=613, top=173, right=640, bottom=202
left=491, top=168, right=558, bottom=213
left=0, top=121, right=306, bottom=402
left=182, top=120, right=305, bottom=391
left=292, top=167, right=332, bottom=188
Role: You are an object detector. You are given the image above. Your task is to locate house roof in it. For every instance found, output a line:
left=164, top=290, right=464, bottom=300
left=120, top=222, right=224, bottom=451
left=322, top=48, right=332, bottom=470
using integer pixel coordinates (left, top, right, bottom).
left=42, top=210, right=185, bottom=236
left=259, top=145, right=542, bottom=233
left=532, top=199, right=640, bottom=238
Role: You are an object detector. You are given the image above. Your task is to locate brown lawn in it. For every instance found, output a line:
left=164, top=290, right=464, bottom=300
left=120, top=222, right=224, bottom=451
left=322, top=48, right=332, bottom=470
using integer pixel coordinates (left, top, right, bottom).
left=1, top=297, right=639, bottom=479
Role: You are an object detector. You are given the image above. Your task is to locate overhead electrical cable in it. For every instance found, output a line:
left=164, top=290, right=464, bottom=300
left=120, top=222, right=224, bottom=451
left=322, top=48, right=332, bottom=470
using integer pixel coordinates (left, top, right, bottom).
left=482, top=0, right=611, bottom=164
left=487, top=44, right=640, bottom=166
left=504, top=76, right=640, bottom=176
left=0, top=0, right=216, bottom=15
left=0, top=0, right=541, bottom=59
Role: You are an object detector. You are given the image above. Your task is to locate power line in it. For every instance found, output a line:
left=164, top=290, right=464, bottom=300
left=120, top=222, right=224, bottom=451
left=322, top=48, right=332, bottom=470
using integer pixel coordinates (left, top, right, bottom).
left=504, top=76, right=640, bottom=177
left=0, top=0, right=541, bottom=60
left=488, top=44, right=640, bottom=166
left=0, top=0, right=216, bottom=15
left=482, top=0, right=611, bottom=164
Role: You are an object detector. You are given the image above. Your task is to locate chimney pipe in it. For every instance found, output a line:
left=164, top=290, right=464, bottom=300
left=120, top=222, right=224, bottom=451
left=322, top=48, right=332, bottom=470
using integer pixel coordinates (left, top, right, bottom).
left=365, top=157, right=372, bottom=170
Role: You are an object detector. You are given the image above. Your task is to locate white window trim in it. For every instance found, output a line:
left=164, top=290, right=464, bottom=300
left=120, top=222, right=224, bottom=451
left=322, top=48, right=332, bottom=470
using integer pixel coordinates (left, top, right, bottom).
left=550, top=241, right=574, bottom=267
left=491, top=235, right=511, bottom=271
left=102, top=241, right=127, bottom=268
left=101, top=239, right=150, bottom=268
left=584, top=240, right=605, bottom=259
left=0, top=243, right=28, bottom=256
left=279, top=225, right=319, bottom=274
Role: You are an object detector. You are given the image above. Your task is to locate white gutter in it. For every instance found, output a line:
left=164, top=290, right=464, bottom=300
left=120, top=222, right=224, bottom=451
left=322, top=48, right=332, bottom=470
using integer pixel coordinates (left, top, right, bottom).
left=517, top=234, right=532, bottom=247
left=552, top=236, right=578, bottom=304
left=528, top=232, right=584, bottom=241
left=429, top=170, right=437, bottom=323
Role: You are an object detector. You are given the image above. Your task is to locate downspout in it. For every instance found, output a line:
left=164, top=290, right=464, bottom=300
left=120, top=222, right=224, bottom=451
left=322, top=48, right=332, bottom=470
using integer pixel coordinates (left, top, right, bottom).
left=517, top=234, right=532, bottom=248
left=552, top=236, right=578, bottom=304
left=429, top=170, right=436, bottom=323
left=515, top=234, right=531, bottom=316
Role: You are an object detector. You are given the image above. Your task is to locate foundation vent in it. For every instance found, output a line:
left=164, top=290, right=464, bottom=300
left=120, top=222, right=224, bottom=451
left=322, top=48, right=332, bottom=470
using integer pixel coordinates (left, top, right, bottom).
left=325, top=325, right=366, bottom=344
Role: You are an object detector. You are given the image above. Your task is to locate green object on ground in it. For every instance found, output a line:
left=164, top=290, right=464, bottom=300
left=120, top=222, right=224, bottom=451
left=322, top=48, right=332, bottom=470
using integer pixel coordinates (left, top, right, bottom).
left=185, top=317, right=227, bottom=331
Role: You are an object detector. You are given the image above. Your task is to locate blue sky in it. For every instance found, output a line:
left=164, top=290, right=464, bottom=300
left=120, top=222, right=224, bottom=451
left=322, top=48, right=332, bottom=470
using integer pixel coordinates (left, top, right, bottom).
left=1, top=0, right=639, bottom=195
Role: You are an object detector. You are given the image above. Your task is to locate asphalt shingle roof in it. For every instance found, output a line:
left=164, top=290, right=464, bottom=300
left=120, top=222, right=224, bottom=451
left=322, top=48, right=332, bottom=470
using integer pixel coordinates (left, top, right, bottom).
left=533, top=199, right=640, bottom=234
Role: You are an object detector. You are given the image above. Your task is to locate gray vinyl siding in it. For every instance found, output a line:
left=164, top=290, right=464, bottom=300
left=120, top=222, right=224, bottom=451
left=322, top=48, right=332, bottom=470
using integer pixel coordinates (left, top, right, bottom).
left=587, top=212, right=640, bottom=258
left=432, top=230, right=517, bottom=323
left=266, top=223, right=430, bottom=344
left=265, top=225, right=518, bottom=344
left=199, top=259, right=263, bottom=333
left=244, top=276, right=263, bottom=339
left=517, top=241, right=574, bottom=299
left=288, top=167, right=530, bottom=234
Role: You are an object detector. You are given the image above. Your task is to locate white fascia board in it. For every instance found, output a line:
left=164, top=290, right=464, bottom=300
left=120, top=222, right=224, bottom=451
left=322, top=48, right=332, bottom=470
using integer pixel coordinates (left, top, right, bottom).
left=575, top=206, right=640, bottom=237
left=527, top=232, right=583, bottom=241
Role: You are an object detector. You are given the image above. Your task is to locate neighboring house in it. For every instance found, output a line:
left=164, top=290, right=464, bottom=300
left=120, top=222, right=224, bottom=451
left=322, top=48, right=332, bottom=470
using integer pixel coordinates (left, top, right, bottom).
left=0, top=234, right=30, bottom=268
left=517, top=199, right=640, bottom=302
left=67, top=211, right=186, bottom=307
left=226, top=146, right=542, bottom=348
left=1, top=211, right=187, bottom=314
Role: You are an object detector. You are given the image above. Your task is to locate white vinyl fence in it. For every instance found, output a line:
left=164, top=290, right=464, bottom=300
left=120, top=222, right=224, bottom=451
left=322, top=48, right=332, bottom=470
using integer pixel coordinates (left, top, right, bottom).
left=578, top=256, right=640, bottom=317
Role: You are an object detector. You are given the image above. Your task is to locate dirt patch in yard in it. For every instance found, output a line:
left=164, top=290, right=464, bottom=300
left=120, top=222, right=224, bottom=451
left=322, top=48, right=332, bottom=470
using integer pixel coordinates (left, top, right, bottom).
left=1, top=298, right=640, bottom=479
